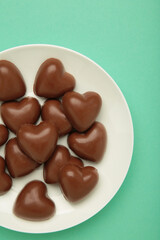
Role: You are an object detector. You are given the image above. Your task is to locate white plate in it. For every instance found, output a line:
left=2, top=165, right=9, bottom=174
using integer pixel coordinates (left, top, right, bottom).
left=0, top=44, right=134, bottom=233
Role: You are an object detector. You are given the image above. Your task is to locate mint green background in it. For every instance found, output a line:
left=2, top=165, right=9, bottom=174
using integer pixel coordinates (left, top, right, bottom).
left=0, top=0, right=159, bottom=239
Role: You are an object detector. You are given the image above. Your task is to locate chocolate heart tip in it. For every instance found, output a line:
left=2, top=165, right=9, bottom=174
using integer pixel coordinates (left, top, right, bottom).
left=68, top=122, right=107, bottom=163
left=0, top=156, right=12, bottom=195
left=41, top=99, right=72, bottom=136
left=62, top=91, right=102, bottom=132
left=17, top=121, right=58, bottom=164
left=43, top=145, right=84, bottom=184
left=59, top=164, right=99, bottom=202
left=0, top=60, right=26, bottom=101
left=13, top=180, right=56, bottom=221
left=1, top=97, right=41, bottom=134
left=0, top=124, right=9, bottom=146
left=5, top=137, right=40, bottom=178
left=34, top=58, right=75, bottom=98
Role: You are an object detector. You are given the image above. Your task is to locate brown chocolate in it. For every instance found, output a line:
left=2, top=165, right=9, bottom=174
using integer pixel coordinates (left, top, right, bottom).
left=41, top=100, right=72, bottom=136
left=17, top=121, right=58, bottom=164
left=68, top=122, right=107, bottom=162
left=62, top=91, right=102, bottom=132
left=5, top=138, right=39, bottom=178
left=0, top=124, right=9, bottom=146
left=34, top=58, right=75, bottom=98
left=13, top=180, right=55, bottom=221
left=0, top=156, right=12, bottom=195
left=1, top=97, right=41, bottom=134
left=59, top=164, right=98, bottom=202
left=0, top=60, right=26, bottom=101
left=44, top=145, right=84, bottom=184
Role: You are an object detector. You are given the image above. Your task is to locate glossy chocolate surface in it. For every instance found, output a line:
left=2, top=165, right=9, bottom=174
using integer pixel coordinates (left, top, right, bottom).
left=0, top=124, right=9, bottom=146
left=62, top=91, right=102, bottom=132
left=34, top=58, right=75, bottom=98
left=68, top=122, right=107, bottom=162
left=0, top=60, right=26, bottom=101
left=41, top=100, right=72, bottom=136
left=44, top=145, right=83, bottom=184
left=13, top=180, right=55, bottom=221
left=0, top=156, right=12, bottom=195
left=59, top=164, right=98, bottom=202
left=17, top=121, right=58, bottom=164
left=1, top=97, right=41, bottom=134
left=5, top=138, right=39, bottom=178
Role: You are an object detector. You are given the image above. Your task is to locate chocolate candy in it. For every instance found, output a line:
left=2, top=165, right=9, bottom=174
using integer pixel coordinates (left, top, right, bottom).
left=0, top=124, right=9, bottom=146
left=0, top=156, right=12, bottom=195
left=0, top=60, right=26, bottom=101
left=34, top=58, right=75, bottom=98
left=41, top=100, right=72, bottom=136
left=17, top=121, right=58, bottom=164
left=44, top=145, right=84, bottom=184
left=1, top=97, right=41, bottom=134
left=0, top=57, right=106, bottom=221
left=13, top=180, right=55, bottom=221
left=68, top=122, right=107, bottom=162
left=62, top=91, right=102, bottom=132
left=5, top=138, right=39, bottom=178
left=59, top=164, right=98, bottom=202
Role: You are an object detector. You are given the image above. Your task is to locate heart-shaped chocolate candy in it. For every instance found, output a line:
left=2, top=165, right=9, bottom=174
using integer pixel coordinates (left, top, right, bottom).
left=41, top=100, right=72, bottom=136
left=5, top=138, right=39, bottom=178
left=34, top=58, right=75, bottom=98
left=68, top=122, right=107, bottom=162
left=0, top=124, right=9, bottom=146
left=59, top=164, right=98, bottom=202
left=1, top=97, right=41, bottom=134
left=0, top=156, right=12, bottom=195
left=62, top=91, right=102, bottom=132
left=44, top=145, right=84, bottom=184
left=17, top=121, right=58, bottom=164
left=0, top=60, right=26, bottom=101
left=13, top=180, right=55, bottom=221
